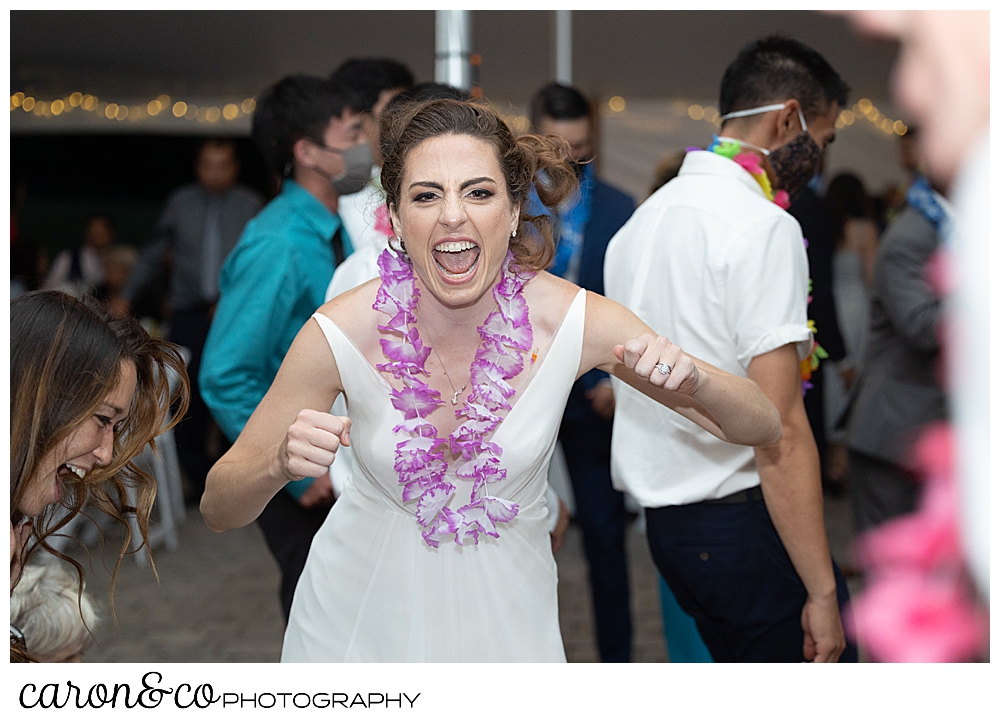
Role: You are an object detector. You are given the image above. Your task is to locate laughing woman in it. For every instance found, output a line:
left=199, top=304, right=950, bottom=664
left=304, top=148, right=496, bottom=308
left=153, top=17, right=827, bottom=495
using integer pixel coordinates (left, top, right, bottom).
left=10, top=291, right=188, bottom=662
left=201, top=99, right=783, bottom=662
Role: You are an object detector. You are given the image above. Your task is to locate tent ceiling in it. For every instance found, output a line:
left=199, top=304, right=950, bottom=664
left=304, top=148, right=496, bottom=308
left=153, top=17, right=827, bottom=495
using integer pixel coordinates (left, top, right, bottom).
left=12, top=10, right=899, bottom=109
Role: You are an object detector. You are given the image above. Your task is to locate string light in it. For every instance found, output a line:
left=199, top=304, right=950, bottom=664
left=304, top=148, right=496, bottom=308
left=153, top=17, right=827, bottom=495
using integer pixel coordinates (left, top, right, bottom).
left=608, top=96, right=626, bottom=113
left=836, top=97, right=908, bottom=135
left=10, top=90, right=258, bottom=124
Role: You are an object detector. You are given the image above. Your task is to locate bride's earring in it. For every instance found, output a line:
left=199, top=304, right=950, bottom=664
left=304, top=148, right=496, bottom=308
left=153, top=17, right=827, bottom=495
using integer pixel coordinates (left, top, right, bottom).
left=390, top=235, right=407, bottom=255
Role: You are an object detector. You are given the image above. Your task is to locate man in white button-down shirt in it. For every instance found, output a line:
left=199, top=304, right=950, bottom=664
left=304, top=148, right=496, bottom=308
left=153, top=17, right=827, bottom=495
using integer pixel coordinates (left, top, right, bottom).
left=605, top=36, right=856, bottom=662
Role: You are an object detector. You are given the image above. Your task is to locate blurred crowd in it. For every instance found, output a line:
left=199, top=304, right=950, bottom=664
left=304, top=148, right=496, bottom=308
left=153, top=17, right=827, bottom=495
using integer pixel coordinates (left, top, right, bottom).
left=10, top=10, right=988, bottom=665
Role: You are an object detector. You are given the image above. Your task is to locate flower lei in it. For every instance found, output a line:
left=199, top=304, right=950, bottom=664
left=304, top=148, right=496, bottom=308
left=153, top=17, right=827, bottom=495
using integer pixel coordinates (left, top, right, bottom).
left=704, top=137, right=827, bottom=394
left=373, top=247, right=534, bottom=547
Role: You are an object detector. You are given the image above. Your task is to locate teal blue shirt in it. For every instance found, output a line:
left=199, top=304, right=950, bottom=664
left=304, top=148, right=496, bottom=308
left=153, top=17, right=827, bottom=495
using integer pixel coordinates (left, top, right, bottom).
left=200, top=179, right=352, bottom=498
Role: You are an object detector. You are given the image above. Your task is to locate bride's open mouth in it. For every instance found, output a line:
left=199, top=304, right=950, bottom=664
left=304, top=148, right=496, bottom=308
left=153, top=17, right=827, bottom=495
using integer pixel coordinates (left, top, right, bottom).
left=432, top=239, right=480, bottom=280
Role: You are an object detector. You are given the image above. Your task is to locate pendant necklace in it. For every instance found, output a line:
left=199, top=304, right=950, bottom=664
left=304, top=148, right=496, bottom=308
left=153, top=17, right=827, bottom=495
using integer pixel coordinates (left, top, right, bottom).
left=429, top=341, right=468, bottom=405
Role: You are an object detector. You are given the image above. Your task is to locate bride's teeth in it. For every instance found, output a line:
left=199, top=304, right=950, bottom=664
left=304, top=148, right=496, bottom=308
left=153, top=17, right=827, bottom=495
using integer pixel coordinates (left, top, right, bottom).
left=435, top=240, right=476, bottom=252
left=66, top=464, right=86, bottom=479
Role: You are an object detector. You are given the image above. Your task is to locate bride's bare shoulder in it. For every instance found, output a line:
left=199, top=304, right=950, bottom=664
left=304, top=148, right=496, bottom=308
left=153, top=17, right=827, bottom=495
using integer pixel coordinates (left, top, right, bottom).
left=317, top=278, right=381, bottom=339
left=524, top=271, right=582, bottom=335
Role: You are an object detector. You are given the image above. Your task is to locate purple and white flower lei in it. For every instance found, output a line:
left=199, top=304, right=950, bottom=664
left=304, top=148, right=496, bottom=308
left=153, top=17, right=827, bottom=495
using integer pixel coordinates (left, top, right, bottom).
left=373, top=247, right=534, bottom=547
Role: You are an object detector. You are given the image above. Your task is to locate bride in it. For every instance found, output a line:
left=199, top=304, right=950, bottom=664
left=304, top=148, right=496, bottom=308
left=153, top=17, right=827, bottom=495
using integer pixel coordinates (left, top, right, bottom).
left=201, top=98, right=782, bottom=662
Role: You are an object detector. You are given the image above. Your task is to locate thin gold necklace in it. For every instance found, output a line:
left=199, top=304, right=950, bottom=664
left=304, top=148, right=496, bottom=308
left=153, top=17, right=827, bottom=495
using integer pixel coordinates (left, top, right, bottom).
left=422, top=325, right=468, bottom=405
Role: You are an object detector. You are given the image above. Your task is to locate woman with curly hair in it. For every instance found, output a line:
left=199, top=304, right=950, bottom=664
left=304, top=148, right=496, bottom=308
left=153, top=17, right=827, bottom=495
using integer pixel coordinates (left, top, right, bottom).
left=202, top=99, right=783, bottom=662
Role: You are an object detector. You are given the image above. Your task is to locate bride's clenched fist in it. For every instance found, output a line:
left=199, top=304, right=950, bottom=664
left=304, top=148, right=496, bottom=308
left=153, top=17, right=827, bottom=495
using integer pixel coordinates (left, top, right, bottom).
left=278, top=409, right=352, bottom=481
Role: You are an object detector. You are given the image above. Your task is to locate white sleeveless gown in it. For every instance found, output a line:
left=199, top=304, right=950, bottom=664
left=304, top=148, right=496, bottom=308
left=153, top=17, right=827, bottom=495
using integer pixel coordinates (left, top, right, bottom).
left=280, top=289, right=586, bottom=662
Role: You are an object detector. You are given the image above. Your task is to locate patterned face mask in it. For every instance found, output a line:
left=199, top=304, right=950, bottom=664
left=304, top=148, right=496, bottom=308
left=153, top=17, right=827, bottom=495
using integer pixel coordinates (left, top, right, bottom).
left=719, top=102, right=823, bottom=199
left=767, top=111, right=823, bottom=200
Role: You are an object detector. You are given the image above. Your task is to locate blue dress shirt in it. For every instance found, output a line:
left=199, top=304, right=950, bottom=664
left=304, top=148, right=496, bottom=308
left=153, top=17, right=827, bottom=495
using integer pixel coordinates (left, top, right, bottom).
left=200, top=179, right=353, bottom=498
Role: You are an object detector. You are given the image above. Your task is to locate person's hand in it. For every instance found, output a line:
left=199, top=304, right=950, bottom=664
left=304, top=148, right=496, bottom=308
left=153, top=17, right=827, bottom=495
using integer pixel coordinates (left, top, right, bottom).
left=10, top=519, right=33, bottom=593
left=614, top=334, right=700, bottom=395
left=801, top=593, right=847, bottom=662
left=299, top=471, right=336, bottom=509
left=585, top=383, right=615, bottom=420
left=550, top=499, right=570, bottom=555
left=278, top=409, right=352, bottom=482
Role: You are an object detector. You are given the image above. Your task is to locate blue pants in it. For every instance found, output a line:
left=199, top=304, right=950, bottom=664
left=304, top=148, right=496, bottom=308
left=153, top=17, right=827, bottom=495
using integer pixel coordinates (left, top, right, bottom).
left=559, top=413, right=632, bottom=663
left=646, top=494, right=857, bottom=663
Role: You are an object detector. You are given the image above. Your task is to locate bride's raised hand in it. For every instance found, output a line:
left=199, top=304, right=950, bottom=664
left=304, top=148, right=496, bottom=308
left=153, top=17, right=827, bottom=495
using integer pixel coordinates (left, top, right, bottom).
left=278, top=409, right=352, bottom=481
left=614, top=333, right=701, bottom=396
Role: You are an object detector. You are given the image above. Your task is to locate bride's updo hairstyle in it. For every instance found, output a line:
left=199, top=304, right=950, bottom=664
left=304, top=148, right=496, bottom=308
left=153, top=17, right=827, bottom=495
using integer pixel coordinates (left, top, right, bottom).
left=379, top=98, right=579, bottom=273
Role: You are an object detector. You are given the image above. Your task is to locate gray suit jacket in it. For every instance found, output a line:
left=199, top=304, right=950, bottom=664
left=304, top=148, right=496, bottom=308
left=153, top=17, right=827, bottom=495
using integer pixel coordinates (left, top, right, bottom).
left=122, top=183, right=264, bottom=311
left=846, top=206, right=947, bottom=465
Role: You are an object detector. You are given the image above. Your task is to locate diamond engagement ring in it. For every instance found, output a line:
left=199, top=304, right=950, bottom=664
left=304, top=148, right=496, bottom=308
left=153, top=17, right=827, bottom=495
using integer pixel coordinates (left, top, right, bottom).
left=655, top=362, right=672, bottom=376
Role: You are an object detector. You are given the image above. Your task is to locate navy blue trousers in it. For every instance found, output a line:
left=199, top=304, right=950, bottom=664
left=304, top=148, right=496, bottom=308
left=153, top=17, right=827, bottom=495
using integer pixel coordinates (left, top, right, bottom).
left=558, top=412, right=632, bottom=663
left=257, top=489, right=331, bottom=622
left=645, top=494, right=857, bottom=663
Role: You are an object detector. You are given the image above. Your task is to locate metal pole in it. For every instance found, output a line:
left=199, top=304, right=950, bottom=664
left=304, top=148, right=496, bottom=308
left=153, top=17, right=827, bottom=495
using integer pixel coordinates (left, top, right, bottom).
left=554, top=10, right=572, bottom=85
left=435, top=10, right=473, bottom=91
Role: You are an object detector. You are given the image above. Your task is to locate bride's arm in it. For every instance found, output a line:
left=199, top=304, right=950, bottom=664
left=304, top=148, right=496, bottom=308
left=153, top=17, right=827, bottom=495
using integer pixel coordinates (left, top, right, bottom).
left=200, top=317, right=350, bottom=532
left=581, top=291, right=782, bottom=447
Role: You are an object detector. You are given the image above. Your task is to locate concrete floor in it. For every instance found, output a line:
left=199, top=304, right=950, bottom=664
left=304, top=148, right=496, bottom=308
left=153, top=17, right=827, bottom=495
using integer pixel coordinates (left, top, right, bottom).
left=60, top=491, right=857, bottom=664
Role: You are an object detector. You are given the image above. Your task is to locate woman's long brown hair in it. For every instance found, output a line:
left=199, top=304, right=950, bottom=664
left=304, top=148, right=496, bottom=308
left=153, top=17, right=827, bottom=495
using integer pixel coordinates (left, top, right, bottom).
left=10, top=291, right=190, bottom=660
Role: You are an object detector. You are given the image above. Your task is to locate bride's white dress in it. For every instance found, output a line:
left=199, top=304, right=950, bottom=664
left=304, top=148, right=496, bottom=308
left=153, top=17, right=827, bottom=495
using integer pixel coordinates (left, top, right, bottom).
left=280, top=289, right=586, bottom=662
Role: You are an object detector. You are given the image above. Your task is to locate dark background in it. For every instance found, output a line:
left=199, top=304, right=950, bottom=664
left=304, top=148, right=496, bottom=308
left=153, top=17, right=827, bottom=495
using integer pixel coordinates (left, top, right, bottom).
left=10, top=10, right=898, bottom=272
left=12, top=135, right=272, bottom=256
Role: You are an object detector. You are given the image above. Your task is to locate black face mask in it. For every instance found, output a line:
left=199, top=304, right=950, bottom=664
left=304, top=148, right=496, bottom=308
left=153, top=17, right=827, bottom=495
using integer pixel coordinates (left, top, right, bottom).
left=768, top=127, right=823, bottom=200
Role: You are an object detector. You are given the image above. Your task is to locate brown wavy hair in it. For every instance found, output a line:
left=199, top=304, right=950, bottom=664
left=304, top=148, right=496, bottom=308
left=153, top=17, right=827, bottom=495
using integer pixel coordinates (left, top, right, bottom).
left=10, top=291, right=189, bottom=660
left=379, top=97, right=579, bottom=273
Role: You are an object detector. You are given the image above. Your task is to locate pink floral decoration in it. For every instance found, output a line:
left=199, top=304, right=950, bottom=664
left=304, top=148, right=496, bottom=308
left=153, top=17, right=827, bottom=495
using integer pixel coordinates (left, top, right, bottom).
left=924, top=248, right=953, bottom=298
left=373, top=247, right=531, bottom=547
left=846, top=403, right=988, bottom=661
left=733, top=151, right=764, bottom=176
left=844, top=571, right=987, bottom=663
left=373, top=203, right=394, bottom=238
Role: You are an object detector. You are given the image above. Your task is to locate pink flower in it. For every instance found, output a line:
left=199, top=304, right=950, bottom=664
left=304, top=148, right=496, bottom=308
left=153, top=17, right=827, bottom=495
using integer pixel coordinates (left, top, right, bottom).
left=373, top=203, right=394, bottom=238
left=911, top=422, right=953, bottom=483
left=855, top=507, right=961, bottom=573
left=845, top=571, right=986, bottom=662
left=476, top=343, right=525, bottom=378
left=733, top=151, right=764, bottom=176
left=924, top=248, right=952, bottom=298
left=416, top=484, right=455, bottom=527
left=480, top=310, right=533, bottom=351
left=389, top=378, right=442, bottom=419
left=773, top=189, right=791, bottom=209
left=481, top=496, right=518, bottom=524
left=421, top=507, right=462, bottom=548
left=456, top=501, right=498, bottom=543
left=449, top=418, right=499, bottom=457
left=393, top=417, right=438, bottom=438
